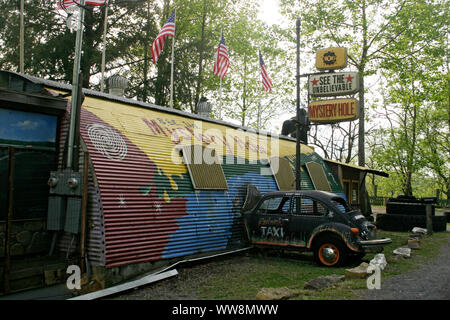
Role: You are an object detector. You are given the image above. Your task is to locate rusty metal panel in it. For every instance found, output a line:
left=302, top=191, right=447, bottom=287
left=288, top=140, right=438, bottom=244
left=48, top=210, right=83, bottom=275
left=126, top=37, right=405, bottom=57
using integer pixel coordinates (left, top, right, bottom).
left=85, top=167, right=106, bottom=266
left=270, top=156, right=296, bottom=191
left=306, top=161, right=332, bottom=192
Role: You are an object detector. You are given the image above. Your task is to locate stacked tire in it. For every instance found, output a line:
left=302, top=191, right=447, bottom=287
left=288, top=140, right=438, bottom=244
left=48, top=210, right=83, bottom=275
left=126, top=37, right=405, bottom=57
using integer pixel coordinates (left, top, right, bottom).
left=376, top=196, right=447, bottom=232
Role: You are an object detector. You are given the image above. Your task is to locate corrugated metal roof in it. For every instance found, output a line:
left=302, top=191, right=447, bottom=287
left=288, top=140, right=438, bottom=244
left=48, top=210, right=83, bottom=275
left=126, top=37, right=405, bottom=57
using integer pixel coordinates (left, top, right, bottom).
left=324, top=158, right=389, bottom=177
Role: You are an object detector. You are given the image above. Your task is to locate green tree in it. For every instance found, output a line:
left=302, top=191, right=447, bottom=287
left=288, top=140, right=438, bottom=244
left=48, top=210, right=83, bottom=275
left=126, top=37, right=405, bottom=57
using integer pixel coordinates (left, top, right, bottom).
left=0, top=1, right=158, bottom=88
left=370, top=0, right=448, bottom=197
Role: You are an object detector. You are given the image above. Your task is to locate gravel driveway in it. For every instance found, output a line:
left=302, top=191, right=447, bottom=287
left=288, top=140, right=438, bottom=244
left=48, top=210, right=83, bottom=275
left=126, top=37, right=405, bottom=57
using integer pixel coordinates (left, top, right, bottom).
left=358, top=234, right=450, bottom=300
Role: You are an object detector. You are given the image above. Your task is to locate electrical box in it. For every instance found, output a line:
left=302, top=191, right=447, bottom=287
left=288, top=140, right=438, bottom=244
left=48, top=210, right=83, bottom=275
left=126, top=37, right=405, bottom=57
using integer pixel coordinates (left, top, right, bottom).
left=65, top=197, right=82, bottom=233
left=46, top=169, right=84, bottom=233
left=47, top=196, right=66, bottom=231
left=48, top=169, right=83, bottom=197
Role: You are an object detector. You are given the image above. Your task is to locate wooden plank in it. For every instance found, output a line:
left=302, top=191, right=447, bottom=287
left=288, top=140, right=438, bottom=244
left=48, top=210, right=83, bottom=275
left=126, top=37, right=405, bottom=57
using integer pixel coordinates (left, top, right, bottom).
left=67, top=269, right=178, bottom=300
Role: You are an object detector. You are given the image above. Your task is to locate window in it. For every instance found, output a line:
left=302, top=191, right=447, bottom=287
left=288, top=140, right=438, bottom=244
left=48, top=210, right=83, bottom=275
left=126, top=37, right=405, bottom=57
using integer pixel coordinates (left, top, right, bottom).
left=270, top=156, right=295, bottom=191
left=179, top=145, right=228, bottom=190
left=352, top=182, right=359, bottom=203
left=0, top=108, right=57, bottom=149
left=343, top=179, right=359, bottom=205
left=305, top=161, right=331, bottom=192
left=0, top=108, right=58, bottom=221
left=292, top=196, right=328, bottom=216
left=257, top=196, right=291, bottom=215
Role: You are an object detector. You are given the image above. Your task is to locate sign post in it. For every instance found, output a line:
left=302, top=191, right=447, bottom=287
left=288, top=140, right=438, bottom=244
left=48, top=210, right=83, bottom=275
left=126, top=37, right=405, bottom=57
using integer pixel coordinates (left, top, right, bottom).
left=295, top=19, right=301, bottom=193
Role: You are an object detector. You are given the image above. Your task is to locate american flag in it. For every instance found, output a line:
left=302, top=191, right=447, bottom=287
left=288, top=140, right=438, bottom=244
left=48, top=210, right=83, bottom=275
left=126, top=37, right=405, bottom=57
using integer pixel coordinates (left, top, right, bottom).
left=151, top=9, right=176, bottom=64
left=59, top=0, right=107, bottom=8
left=259, top=51, right=272, bottom=92
left=213, top=33, right=229, bottom=80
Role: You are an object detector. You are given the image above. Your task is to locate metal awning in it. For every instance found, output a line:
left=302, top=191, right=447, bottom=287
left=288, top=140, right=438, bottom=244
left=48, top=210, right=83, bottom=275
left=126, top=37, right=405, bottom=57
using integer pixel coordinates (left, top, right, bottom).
left=324, top=159, right=389, bottom=178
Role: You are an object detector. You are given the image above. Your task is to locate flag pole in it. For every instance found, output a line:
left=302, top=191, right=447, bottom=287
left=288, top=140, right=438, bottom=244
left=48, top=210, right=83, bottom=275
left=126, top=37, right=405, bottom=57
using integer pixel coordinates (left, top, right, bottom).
left=19, top=0, right=24, bottom=73
left=100, top=2, right=109, bottom=92
left=67, top=0, right=85, bottom=169
left=219, top=77, right=222, bottom=119
left=218, top=29, right=223, bottom=119
left=169, top=8, right=176, bottom=108
left=170, top=33, right=174, bottom=108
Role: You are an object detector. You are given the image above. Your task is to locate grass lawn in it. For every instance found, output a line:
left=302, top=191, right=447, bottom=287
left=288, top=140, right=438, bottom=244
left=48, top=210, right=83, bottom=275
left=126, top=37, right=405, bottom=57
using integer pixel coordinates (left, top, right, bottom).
left=193, top=230, right=449, bottom=300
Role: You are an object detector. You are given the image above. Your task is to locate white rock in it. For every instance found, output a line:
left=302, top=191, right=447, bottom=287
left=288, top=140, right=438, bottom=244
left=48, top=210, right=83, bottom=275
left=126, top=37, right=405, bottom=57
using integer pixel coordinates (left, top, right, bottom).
left=393, top=247, right=411, bottom=258
left=369, top=253, right=387, bottom=271
left=412, top=227, right=427, bottom=234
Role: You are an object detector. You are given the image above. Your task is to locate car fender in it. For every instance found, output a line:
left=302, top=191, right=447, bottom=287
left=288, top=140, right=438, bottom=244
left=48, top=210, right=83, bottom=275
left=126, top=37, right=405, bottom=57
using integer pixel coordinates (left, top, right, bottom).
left=307, top=222, right=360, bottom=252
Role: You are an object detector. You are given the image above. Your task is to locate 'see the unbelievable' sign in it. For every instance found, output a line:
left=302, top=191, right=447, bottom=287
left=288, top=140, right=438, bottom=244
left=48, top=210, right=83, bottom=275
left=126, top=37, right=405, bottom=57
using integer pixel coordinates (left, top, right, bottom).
left=308, top=72, right=359, bottom=97
left=309, top=98, right=359, bottom=123
left=316, top=47, right=347, bottom=70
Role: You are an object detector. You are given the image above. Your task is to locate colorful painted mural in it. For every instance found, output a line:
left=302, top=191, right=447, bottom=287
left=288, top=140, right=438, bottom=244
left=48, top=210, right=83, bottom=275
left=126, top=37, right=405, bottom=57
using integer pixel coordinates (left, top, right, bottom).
left=75, top=96, right=344, bottom=268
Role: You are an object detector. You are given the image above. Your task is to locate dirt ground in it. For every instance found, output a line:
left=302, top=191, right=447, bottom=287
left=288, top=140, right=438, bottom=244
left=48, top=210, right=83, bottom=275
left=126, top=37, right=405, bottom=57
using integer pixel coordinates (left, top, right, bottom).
left=108, top=231, right=450, bottom=300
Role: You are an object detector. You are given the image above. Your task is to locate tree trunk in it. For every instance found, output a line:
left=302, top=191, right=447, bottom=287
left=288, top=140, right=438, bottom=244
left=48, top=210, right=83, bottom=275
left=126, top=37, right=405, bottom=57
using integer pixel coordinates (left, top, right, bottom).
left=193, top=0, right=208, bottom=113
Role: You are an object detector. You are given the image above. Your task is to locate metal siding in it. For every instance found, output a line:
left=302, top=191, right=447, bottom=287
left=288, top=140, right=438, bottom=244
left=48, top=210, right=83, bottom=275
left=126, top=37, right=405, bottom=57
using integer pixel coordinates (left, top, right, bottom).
left=86, top=166, right=106, bottom=266
left=74, top=96, right=344, bottom=268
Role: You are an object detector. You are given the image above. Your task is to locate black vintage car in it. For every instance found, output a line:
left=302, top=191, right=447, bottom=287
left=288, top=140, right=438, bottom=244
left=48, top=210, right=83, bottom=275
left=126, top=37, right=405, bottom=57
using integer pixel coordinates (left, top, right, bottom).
left=242, top=187, right=392, bottom=267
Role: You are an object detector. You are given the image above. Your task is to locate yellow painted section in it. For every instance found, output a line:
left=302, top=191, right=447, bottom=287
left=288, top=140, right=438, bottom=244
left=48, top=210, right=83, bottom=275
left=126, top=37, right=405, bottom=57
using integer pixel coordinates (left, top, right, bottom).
left=46, top=87, right=314, bottom=190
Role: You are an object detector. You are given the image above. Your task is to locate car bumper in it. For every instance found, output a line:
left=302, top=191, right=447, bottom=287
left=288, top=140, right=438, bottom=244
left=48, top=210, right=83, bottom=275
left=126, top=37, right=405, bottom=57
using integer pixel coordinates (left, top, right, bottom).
left=358, top=238, right=392, bottom=253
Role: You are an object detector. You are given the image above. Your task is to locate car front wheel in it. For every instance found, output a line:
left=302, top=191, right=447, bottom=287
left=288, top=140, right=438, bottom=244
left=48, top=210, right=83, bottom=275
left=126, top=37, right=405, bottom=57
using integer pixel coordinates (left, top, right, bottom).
left=313, top=235, right=348, bottom=267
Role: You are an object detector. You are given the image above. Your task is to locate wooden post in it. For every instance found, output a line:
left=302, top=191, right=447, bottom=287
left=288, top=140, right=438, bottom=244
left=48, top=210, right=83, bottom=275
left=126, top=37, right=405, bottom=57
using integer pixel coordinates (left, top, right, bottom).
left=3, top=147, right=14, bottom=294
left=426, top=204, right=433, bottom=236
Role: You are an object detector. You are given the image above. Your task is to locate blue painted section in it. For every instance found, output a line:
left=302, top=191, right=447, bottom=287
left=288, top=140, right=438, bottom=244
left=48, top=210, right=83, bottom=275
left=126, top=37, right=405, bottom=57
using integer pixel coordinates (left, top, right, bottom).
left=162, top=171, right=278, bottom=258
left=161, top=153, right=347, bottom=259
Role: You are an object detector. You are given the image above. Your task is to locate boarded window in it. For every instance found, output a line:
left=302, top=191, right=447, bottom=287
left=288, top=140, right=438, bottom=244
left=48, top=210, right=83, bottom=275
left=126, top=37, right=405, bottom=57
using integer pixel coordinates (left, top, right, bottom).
left=269, top=157, right=295, bottom=191
left=305, top=161, right=331, bottom=192
left=180, top=145, right=228, bottom=190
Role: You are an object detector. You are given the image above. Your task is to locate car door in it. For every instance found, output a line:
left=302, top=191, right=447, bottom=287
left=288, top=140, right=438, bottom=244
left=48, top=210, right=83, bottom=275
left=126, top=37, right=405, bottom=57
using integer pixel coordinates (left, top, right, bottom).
left=287, top=195, right=330, bottom=247
left=248, top=195, right=291, bottom=245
